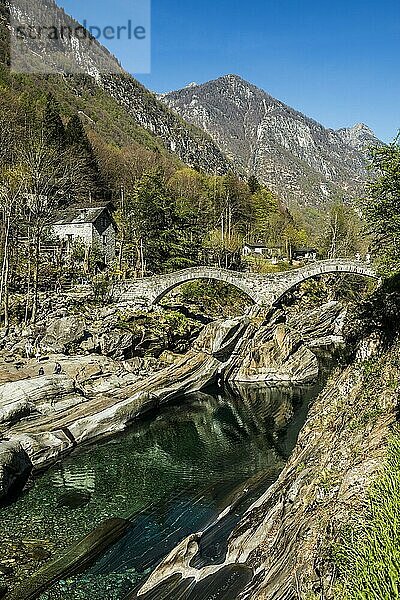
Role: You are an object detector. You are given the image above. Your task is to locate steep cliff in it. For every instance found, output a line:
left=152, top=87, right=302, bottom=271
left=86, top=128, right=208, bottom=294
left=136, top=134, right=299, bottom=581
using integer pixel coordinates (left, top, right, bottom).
left=2, top=0, right=231, bottom=175
left=336, top=123, right=381, bottom=152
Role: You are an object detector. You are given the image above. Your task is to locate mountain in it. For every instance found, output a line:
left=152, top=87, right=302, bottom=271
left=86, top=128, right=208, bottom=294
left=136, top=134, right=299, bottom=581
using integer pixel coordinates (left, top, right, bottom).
left=2, top=0, right=231, bottom=175
left=161, top=75, right=380, bottom=206
left=336, top=123, right=381, bottom=152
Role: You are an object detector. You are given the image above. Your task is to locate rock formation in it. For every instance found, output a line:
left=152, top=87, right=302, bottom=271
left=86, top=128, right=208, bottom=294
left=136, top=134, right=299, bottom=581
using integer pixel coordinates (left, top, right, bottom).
left=129, top=333, right=396, bottom=600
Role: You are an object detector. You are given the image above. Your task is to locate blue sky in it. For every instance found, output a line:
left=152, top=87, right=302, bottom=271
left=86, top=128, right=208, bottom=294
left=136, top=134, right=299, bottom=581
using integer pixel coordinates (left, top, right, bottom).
left=58, top=0, right=399, bottom=142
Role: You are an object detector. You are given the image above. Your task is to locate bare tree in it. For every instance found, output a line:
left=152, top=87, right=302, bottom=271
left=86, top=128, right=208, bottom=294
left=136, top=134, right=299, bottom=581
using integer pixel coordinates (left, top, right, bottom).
left=0, top=166, right=24, bottom=328
left=20, top=136, right=89, bottom=322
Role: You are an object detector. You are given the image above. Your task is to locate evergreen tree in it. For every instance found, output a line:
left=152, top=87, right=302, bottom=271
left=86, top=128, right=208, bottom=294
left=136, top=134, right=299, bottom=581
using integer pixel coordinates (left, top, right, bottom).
left=131, top=171, right=182, bottom=274
left=248, top=175, right=261, bottom=194
left=65, top=114, right=107, bottom=199
left=42, top=93, right=66, bottom=148
left=362, top=135, right=400, bottom=273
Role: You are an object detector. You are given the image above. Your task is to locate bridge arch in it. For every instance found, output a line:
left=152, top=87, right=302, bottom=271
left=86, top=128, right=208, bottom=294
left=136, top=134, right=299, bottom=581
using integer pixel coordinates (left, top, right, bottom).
left=150, top=268, right=260, bottom=305
left=116, top=260, right=379, bottom=307
left=270, top=260, right=379, bottom=306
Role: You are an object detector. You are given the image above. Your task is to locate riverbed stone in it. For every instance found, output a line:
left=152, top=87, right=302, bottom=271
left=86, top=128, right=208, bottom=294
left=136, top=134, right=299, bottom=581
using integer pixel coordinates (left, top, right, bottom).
left=0, top=376, right=80, bottom=426
left=43, top=316, right=87, bottom=354
left=11, top=430, right=75, bottom=468
left=0, top=440, right=31, bottom=500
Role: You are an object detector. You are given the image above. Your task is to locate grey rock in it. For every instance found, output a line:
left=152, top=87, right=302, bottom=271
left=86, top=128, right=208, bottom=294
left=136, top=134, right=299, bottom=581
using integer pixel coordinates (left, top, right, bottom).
left=99, top=329, right=135, bottom=359
left=0, top=376, right=81, bottom=425
left=0, top=440, right=31, bottom=500
left=43, top=316, right=86, bottom=354
left=336, top=123, right=381, bottom=152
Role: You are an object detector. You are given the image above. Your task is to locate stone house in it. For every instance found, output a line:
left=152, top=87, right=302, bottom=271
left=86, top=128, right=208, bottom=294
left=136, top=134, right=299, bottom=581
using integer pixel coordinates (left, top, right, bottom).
left=292, top=248, right=317, bottom=262
left=242, top=243, right=271, bottom=257
left=52, top=204, right=118, bottom=265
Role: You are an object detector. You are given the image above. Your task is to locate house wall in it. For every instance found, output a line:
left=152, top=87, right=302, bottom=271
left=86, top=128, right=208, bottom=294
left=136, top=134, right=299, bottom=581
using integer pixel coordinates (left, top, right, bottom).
left=92, top=221, right=117, bottom=265
left=52, top=223, right=93, bottom=245
left=53, top=211, right=117, bottom=266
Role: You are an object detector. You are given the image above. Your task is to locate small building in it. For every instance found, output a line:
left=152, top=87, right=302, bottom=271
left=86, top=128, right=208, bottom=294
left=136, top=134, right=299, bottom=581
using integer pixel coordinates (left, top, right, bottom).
left=242, top=243, right=284, bottom=260
left=242, top=243, right=272, bottom=257
left=52, top=204, right=118, bottom=265
left=292, top=248, right=317, bottom=262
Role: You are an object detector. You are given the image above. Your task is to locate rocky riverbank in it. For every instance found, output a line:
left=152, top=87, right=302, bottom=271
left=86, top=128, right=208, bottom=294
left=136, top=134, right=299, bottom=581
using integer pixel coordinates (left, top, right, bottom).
left=0, top=299, right=345, bottom=504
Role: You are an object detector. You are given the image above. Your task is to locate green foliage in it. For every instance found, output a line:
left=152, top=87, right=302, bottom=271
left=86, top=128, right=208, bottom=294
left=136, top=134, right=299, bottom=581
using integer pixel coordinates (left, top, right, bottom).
left=344, top=273, right=400, bottom=350
left=361, top=135, right=400, bottom=274
left=92, top=273, right=114, bottom=305
left=247, top=175, right=261, bottom=194
left=333, top=431, right=400, bottom=600
left=65, top=114, right=107, bottom=198
left=42, top=93, right=66, bottom=148
left=174, top=280, right=252, bottom=317
left=242, top=256, right=293, bottom=274
left=317, top=202, right=366, bottom=259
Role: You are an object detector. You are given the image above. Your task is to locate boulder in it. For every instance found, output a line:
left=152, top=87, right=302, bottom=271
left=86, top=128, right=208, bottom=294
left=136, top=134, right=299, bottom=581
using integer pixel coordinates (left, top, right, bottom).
left=228, top=323, right=318, bottom=384
left=287, top=301, right=345, bottom=345
left=11, top=430, right=75, bottom=468
left=0, top=440, right=32, bottom=500
left=99, top=329, right=135, bottom=359
left=43, top=316, right=86, bottom=354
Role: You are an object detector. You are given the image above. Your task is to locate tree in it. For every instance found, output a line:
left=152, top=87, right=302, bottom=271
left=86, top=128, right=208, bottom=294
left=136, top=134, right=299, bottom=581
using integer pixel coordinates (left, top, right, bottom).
left=20, top=137, right=89, bottom=322
left=283, top=224, right=308, bottom=261
left=248, top=175, right=261, bottom=194
left=122, top=171, right=182, bottom=275
left=361, top=136, right=400, bottom=273
left=42, top=93, right=66, bottom=148
left=0, top=165, right=24, bottom=327
left=251, top=188, right=282, bottom=244
left=65, top=114, right=106, bottom=199
left=320, top=203, right=364, bottom=260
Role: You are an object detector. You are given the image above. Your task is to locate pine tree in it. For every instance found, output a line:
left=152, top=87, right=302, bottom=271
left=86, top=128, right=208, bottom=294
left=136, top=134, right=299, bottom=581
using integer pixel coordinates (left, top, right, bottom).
left=65, top=114, right=107, bottom=199
left=42, top=93, right=66, bottom=148
left=248, top=175, right=261, bottom=194
left=361, top=135, right=400, bottom=274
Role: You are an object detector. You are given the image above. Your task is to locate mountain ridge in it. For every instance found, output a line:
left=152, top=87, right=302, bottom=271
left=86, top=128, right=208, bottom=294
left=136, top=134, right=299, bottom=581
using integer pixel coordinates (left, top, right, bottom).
left=161, top=74, right=381, bottom=205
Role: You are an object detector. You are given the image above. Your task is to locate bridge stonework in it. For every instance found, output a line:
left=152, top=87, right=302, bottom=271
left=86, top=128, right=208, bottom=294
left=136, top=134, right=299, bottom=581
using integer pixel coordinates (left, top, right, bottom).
left=114, top=260, right=378, bottom=308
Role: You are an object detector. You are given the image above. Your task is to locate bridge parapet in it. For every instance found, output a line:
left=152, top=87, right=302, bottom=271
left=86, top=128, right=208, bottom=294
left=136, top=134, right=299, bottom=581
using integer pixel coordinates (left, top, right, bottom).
left=114, top=260, right=378, bottom=307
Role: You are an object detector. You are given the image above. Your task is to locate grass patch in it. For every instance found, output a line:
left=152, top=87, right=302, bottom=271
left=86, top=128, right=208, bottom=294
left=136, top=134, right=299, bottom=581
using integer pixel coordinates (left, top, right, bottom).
left=333, top=431, right=400, bottom=600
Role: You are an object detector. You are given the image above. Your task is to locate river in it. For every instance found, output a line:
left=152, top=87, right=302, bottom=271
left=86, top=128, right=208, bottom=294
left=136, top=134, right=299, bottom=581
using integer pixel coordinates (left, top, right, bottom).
left=1, top=375, right=329, bottom=599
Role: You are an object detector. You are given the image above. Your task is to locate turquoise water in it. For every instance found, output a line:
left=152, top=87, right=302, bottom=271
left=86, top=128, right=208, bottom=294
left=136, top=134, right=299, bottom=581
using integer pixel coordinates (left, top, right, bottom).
left=2, top=380, right=326, bottom=599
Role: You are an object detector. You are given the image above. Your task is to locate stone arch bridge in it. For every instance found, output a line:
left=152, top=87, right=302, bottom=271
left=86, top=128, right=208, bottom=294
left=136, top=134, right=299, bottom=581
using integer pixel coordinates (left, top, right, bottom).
left=114, top=260, right=378, bottom=308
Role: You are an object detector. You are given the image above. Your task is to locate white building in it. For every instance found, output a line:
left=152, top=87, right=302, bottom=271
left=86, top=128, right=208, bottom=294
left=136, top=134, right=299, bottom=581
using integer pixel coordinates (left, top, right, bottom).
left=52, top=204, right=118, bottom=265
left=242, top=243, right=271, bottom=257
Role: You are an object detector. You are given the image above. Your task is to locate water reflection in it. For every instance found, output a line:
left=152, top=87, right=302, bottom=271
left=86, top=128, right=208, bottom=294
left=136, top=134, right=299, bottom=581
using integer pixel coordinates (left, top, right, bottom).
left=2, top=380, right=324, bottom=600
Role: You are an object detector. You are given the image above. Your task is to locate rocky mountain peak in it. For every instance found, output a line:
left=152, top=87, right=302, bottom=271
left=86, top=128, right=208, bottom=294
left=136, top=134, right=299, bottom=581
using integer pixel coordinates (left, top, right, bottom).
left=4, top=0, right=232, bottom=175
left=336, top=122, right=381, bottom=151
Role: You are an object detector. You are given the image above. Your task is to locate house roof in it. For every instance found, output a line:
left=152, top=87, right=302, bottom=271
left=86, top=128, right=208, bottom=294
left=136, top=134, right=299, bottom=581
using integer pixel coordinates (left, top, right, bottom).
left=294, top=248, right=317, bottom=253
left=53, top=205, right=111, bottom=226
left=243, top=243, right=270, bottom=249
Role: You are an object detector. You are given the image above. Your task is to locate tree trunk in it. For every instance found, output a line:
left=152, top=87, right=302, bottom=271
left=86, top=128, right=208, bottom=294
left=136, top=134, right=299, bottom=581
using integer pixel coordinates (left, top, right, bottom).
left=30, top=224, right=41, bottom=324
left=24, top=228, right=32, bottom=326
left=0, top=212, right=10, bottom=325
